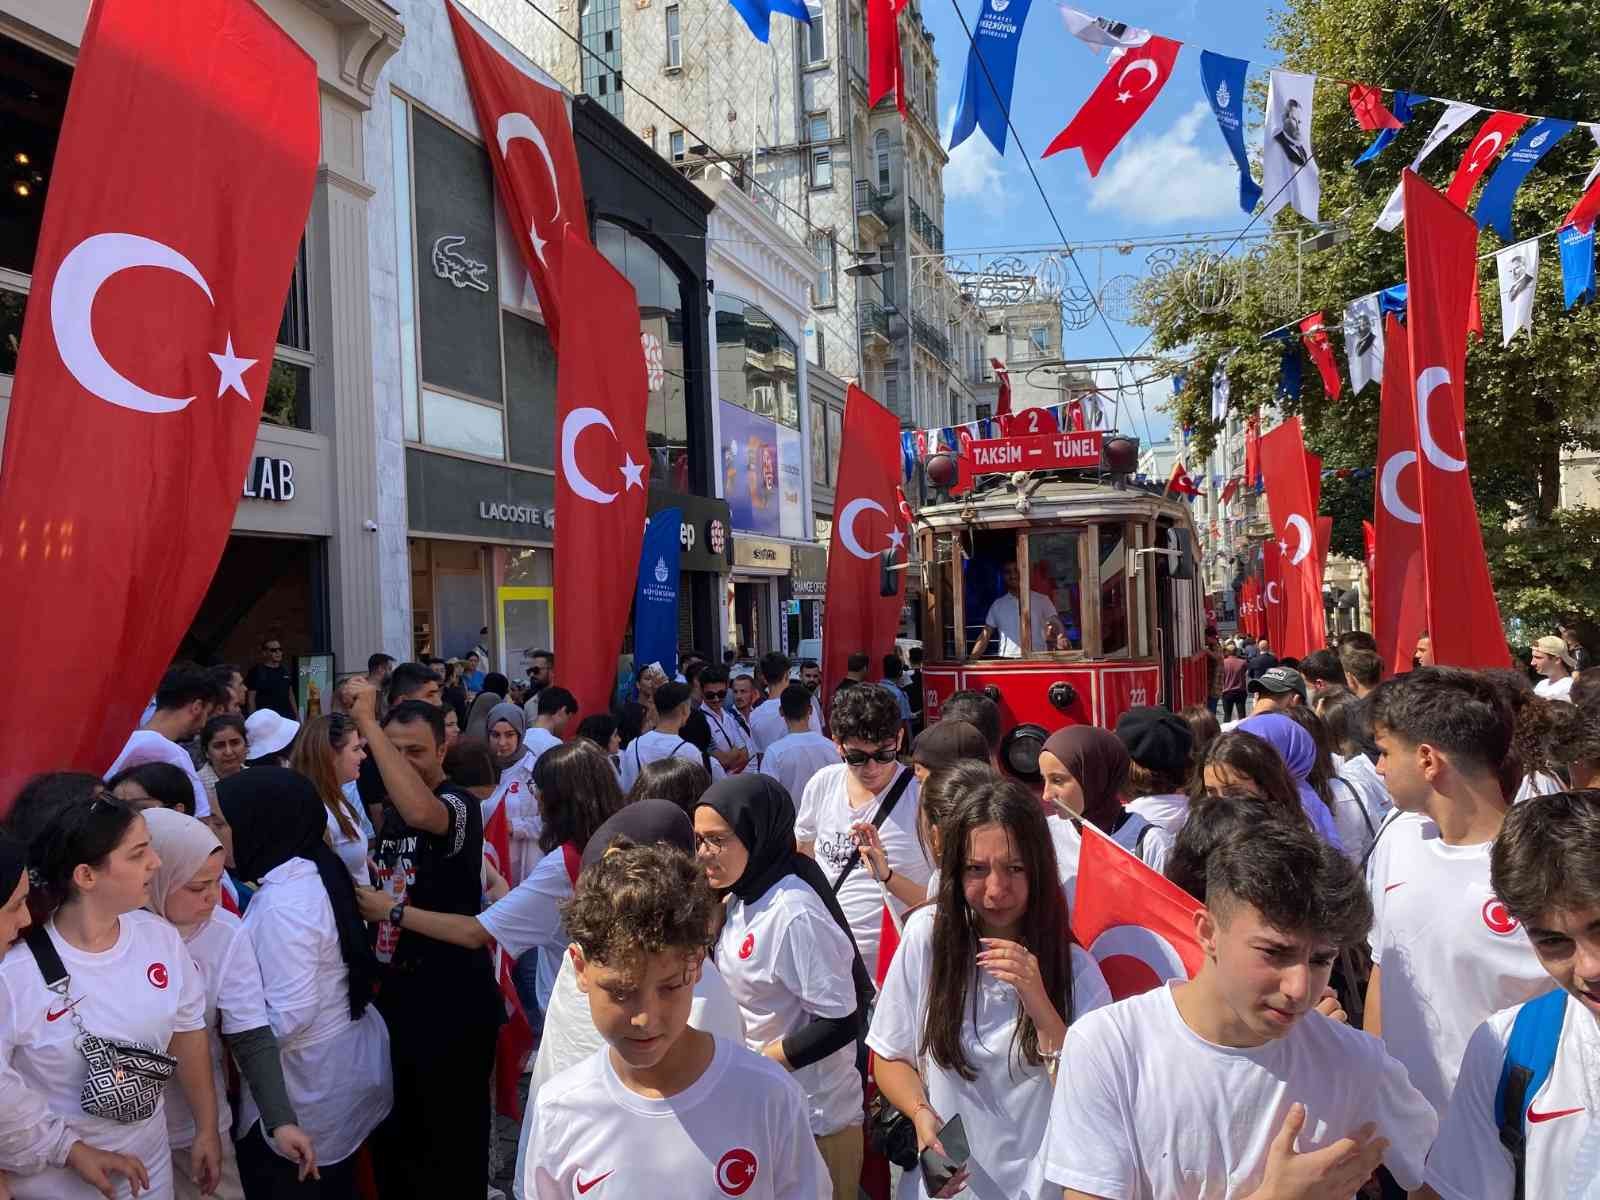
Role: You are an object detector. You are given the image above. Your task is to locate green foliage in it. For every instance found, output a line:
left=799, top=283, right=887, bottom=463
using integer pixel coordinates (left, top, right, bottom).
left=1134, top=0, right=1600, bottom=625
left=1488, top=507, right=1600, bottom=632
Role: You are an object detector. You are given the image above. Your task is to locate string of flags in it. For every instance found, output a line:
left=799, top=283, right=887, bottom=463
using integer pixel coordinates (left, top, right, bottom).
left=897, top=392, right=1091, bottom=482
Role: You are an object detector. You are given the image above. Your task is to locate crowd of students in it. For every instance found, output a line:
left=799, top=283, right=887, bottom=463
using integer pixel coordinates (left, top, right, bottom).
left=0, top=633, right=1597, bottom=1199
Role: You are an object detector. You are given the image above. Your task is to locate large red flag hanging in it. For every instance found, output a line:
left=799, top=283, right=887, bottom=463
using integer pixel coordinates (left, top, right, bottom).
left=447, top=2, right=586, bottom=350
left=1444, top=112, right=1527, bottom=209
left=1348, top=84, right=1402, bottom=131
left=1362, top=518, right=1377, bottom=583
left=481, top=796, right=534, bottom=1117
left=1402, top=171, right=1510, bottom=668
left=1316, top=515, right=1333, bottom=582
left=0, top=0, right=317, bottom=809
left=1262, top=540, right=1288, bottom=651
left=1259, top=419, right=1326, bottom=659
left=1564, top=174, right=1600, bottom=234
left=822, top=386, right=907, bottom=704
left=1244, top=415, right=1262, bottom=487
left=1299, top=313, right=1342, bottom=402
left=991, top=358, right=1012, bottom=417
left=554, top=228, right=653, bottom=719
left=1071, top=822, right=1203, bottom=1001
left=1043, top=35, right=1182, bottom=176
left=867, top=0, right=908, bottom=115
left=1372, top=312, right=1428, bottom=677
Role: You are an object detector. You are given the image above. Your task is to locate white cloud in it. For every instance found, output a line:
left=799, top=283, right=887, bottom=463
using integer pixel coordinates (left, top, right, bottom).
left=1087, top=103, right=1243, bottom=224
left=941, top=105, right=1015, bottom=217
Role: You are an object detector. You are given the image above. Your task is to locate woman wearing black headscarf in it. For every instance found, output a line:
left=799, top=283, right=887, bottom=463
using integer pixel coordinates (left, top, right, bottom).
left=693, top=775, right=869, bottom=1200
left=220, top=769, right=393, bottom=1198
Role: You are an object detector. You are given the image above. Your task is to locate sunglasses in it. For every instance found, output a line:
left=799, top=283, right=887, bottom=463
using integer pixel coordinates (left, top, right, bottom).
left=842, top=747, right=898, bottom=767
left=265, top=645, right=282, bottom=653
left=702, top=689, right=727, bottom=701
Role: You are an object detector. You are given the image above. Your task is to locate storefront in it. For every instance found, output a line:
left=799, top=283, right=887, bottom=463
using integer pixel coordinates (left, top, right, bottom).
left=788, top=543, right=828, bottom=653
left=728, top=536, right=791, bottom=657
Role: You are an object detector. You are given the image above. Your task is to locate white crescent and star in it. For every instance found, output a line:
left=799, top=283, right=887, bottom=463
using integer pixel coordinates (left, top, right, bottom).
left=837, top=497, right=903, bottom=560
left=1284, top=513, right=1313, bottom=566
left=1117, top=57, right=1159, bottom=94
left=497, top=111, right=564, bottom=266
left=1265, top=581, right=1282, bottom=605
left=1415, top=366, right=1468, bottom=473
left=559, top=406, right=644, bottom=505
left=1380, top=451, right=1422, bottom=525
left=1469, top=130, right=1504, bottom=171
left=51, top=232, right=254, bottom=414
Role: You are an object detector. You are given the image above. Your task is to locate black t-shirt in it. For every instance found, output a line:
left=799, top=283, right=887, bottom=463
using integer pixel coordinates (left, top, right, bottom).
left=245, top=663, right=296, bottom=718
left=372, top=781, right=498, bottom=1012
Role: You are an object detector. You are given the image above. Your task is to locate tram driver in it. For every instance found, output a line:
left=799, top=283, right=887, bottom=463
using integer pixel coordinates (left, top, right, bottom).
left=971, top=559, right=1069, bottom=658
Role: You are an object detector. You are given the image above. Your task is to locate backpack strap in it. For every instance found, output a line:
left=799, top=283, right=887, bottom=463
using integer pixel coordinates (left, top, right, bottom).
left=1495, top=988, right=1568, bottom=1200
left=1331, top=776, right=1376, bottom=838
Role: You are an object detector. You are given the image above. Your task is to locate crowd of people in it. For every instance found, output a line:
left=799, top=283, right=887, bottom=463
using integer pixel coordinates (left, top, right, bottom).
left=0, top=626, right=1597, bottom=1199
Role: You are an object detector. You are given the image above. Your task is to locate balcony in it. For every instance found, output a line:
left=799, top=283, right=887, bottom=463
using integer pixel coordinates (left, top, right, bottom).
left=854, top=179, right=890, bottom=240
left=907, top=196, right=944, bottom=251
left=858, top=302, right=892, bottom=356
left=911, top=313, right=949, bottom=361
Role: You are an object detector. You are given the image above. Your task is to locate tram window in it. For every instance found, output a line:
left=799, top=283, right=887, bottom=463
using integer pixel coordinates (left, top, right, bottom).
left=1099, top=524, right=1130, bottom=658
left=934, top=533, right=959, bottom=660
left=1027, top=531, right=1084, bottom=652
left=965, top=529, right=1016, bottom=656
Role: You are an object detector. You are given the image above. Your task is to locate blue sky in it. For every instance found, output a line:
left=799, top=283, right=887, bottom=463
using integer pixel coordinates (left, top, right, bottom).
left=926, top=0, right=1279, bottom=439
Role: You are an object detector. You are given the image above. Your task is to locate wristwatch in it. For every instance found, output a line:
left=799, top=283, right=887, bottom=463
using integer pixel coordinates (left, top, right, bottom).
left=388, top=900, right=407, bottom=926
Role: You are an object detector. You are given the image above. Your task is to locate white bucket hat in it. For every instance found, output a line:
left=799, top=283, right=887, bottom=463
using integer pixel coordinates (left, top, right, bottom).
left=244, top=709, right=301, bottom=758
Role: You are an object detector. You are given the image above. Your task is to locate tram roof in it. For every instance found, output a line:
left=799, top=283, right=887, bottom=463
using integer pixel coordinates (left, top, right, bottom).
left=914, top=472, right=1199, bottom=531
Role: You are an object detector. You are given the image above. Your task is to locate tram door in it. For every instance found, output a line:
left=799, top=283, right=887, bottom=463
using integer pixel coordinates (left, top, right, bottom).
left=1154, top=521, right=1196, bottom=708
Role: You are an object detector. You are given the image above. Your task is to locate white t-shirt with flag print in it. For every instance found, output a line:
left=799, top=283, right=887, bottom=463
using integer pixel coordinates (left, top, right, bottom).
left=1425, top=991, right=1600, bottom=1200
left=1043, top=982, right=1438, bottom=1199
left=1365, top=812, right=1551, bottom=1116
left=523, top=1036, right=826, bottom=1200
left=868, top=906, right=1112, bottom=1200
left=796, top=762, right=929, bottom=982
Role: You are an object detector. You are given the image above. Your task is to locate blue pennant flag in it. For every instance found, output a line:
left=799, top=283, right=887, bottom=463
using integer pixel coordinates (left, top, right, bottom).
left=633, top=508, right=682, bottom=680
left=1475, top=118, right=1576, bottom=239
left=949, top=0, right=1034, bottom=155
left=900, top=431, right=917, bottom=481
left=1560, top=224, right=1596, bottom=309
left=940, top=426, right=958, bottom=453
left=1199, top=51, right=1262, bottom=213
left=1353, top=91, right=1426, bottom=165
left=1267, top=330, right=1300, bottom=403
left=727, top=0, right=810, bottom=44
left=1378, top=282, right=1408, bottom=318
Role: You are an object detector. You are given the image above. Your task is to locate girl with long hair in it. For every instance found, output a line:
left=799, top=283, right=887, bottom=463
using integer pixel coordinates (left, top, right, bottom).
left=1193, top=729, right=1312, bottom=827
left=0, top=792, right=223, bottom=1199
left=289, top=714, right=375, bottom=886
left=1279, top=706, right=1376, bottom=863
left=1039, top=726, right=1173, bottom=873
left=868, top=779, right=1111, bottom=1200
left=1234, top=713, right=1345, bottom=851
left=1313, top=687, right=1392, bottom=830
left=220, top=770, right=391, bottom=1199
left=198, top=716, right=249, bottom=795
left=141, top=809, right=314, bottom=1198
left=692, top=775, right=870, bottom=1200
left=623, top=755, right=713, bottom=815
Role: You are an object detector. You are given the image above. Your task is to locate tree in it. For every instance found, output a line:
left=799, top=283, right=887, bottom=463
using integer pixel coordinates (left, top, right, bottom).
left=1134, top=0, right=1600, bottom=624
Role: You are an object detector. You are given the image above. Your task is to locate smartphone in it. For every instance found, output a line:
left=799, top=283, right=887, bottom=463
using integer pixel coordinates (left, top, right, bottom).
left=919, top=1113, right=970, bottom=1196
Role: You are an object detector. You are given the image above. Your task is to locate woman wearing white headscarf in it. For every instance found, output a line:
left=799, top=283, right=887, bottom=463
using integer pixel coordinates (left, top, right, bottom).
left=484, top=702, right=543, bottom=885
left=142, top=809, right=315, bottom=1199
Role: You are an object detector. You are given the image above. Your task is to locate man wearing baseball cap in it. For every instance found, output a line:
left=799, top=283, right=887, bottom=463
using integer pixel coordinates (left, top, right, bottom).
left=1530, top=635, right=1576, bottom=702
left=1219, top=666, right=1307, bottom=730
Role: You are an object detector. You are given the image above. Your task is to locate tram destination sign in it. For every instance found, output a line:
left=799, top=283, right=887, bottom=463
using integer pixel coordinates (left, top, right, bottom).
left=952, top=431, right=1103, bottom=494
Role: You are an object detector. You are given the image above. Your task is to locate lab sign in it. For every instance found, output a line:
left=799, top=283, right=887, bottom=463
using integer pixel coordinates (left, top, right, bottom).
left=242, top=456, right=295, bottom=502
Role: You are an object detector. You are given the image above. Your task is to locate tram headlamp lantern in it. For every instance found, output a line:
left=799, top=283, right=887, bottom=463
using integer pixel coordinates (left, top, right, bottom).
left=1000, top=723, right=1051, bottom=783
left=925, top=451, right=958, bottom=491
left=1101, top=436, right=1139, bottom=475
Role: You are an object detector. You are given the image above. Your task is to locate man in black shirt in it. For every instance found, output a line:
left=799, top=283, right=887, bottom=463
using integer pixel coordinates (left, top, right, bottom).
left=244, top=637, right=298, bottom=719
left=346, top=680, right=500, bottom=1198
left=1247, top=638, right=1280, bottom=680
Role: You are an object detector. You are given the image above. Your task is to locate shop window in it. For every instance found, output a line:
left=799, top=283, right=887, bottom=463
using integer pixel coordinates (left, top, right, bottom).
left=596, top=220, right=693, bottom=490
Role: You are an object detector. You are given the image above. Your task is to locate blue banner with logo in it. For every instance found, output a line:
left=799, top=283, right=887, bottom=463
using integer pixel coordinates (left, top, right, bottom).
left=948, top=0, right=1033, bottom=155
left=1199, top=51, right=1262, bottom=214
left=1476, top=118, right=1576, bottom=239
left=1560, top=224, right=1596, bottom=309
left=1353, top=90, right=1425, bottom=165
left=634, top=508, right=681, bottom=679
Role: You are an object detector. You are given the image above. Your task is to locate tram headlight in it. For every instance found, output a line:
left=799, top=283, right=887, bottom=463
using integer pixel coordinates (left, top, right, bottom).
left=1102, top=436, right=1139, bottom=474
left=926, top=451, right=958, bottom=490
left=1000, top=723, right=1050, bottom=783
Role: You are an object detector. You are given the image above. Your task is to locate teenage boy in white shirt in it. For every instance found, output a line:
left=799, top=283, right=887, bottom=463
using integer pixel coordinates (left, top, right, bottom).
left=1419, top=790, right=1600, bottom=1200
left=1046, top=820, right=1437, bottom=1199
left=797, top=683, right=930, bottom=981
left=1366, top=668, right=1549, bottom=1118
left=749, top=652, right=822, bottom=756
left=620, top=683, right=725, bottom=792
left=698, top=666, right=753, bottom=775
left=106, top=662, right=227, bottom=818
left=523, top=842, right=824, bottom=1199
left=758, top=685, right=839, bottom=802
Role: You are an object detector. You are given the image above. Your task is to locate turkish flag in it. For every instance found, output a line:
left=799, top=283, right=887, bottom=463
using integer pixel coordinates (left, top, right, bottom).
left=555, top=228, right=652, bottom=719
left=1372, top=312, right=1428, bottom=677
left=1402, top=171, right=1509, bottom=668
left=822, top=386, right=906, bottom=704
left=1071, top=822, right=1203, bottom=1001
left=1165, top=460, right=1201, bottom=498
left=1299, top=312, right=1342, bottom=401
left=1348, top=84, right=1402, bottom=131
left=482, top=796, right=535, bottom=1117
left=1244, top=414, right=1262, bottom=487
left=1220, top=476, right=1240, bottom=504
left=1316, top=515, right=1333, bottom=581
left=0, top=0, right=317, bottom=810
left=1445, top=112, right=1527, bottom=210
left=867, top=0, right=907, bottom=115
left=1564, top=174, right=1600, bottom=234
left=1262, top=540, right=1288, bottom=651
left=448, top=2, right=586, bottom=350
left=1043, top=35, right=1182, bottom=176
left=991, top=358, right=1012, bottom=417
left=999, top=405, right=1059, bottom=437
left=1259, top=419, right=1325, bottom=658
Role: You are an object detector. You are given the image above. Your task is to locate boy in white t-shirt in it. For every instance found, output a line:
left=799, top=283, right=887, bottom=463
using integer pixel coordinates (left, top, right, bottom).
left=1046, top=820, right=1437, bottom=1199
left=1366, top=669, right=1549, bottom=1119
left=523, top=842, right=824, bottom=1200
left=1419, top=790, right=1600, bottom=1200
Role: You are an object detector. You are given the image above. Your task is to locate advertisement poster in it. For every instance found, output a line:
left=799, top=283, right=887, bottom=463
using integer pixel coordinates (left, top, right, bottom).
left=721, top=401, right=804, bottom=539
left=297, top=653, right=335, bottom=718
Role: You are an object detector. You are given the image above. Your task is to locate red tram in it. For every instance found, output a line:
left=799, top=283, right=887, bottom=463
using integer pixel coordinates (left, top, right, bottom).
left=912, top=430, right=1211, bottom=781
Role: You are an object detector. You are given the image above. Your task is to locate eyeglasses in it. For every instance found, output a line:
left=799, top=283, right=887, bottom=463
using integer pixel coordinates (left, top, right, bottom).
left=695, top=832, right=734, bottom=853
left=702, top=689, right=727, bottom=701
left=842, top=746, right=899, bottom=767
